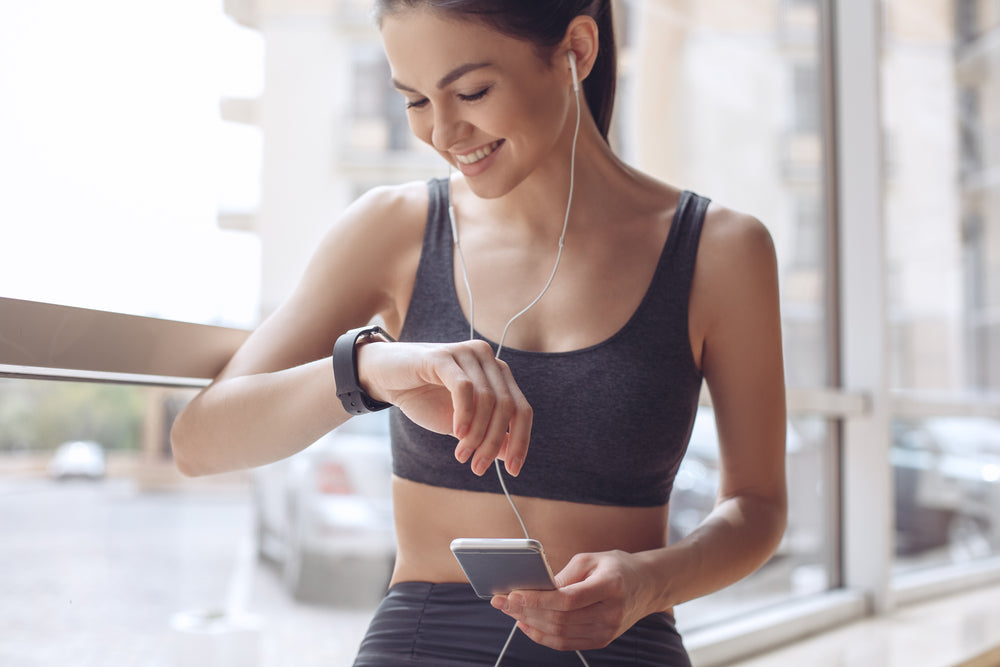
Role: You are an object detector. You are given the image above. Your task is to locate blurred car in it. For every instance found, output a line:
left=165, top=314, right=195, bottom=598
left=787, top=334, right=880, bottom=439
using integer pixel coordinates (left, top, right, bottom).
left=48, top=440, right=106, bottom=480
left=668, top=409, right=721, bottom=545
left=251, top=411, right=396, bottom=602
left=892, top=416, right=1000, bottom=560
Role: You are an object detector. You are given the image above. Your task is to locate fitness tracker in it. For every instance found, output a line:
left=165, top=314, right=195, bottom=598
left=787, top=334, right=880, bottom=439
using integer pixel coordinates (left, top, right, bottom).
left=333, top=325, right=395, bottom=415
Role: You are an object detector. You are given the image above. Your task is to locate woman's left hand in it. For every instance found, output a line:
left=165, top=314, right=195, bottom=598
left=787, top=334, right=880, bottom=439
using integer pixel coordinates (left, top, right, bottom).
left=490, top=550, right=657, bottom=651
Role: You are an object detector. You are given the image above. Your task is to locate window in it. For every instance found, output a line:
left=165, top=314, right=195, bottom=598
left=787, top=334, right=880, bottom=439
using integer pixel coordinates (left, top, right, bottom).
left=10, top=1, right=1000, bottom=665
left=616, top=0, right=835, bottom=629
left=348, top=46, right=411, bottom=153
left=673, top=411, right=836, bottom=630
left=883, top=0, right=1000, bottom=573
left=0, top=2, right=262, bottom=328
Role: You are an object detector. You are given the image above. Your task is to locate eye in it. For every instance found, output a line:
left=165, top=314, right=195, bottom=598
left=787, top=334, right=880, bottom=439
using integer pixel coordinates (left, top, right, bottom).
left=459, top=86, right=491, bottom=102
left=406, top=97, right=429, bottom=110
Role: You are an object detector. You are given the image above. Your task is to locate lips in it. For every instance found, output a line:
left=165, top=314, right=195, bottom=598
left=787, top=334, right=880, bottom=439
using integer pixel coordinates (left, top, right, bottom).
left=454, top=140, right=504, bottom=165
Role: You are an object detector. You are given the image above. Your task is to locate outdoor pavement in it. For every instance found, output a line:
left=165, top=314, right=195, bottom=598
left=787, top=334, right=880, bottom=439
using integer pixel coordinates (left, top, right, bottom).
left=0, top=477, right=378, bottom=667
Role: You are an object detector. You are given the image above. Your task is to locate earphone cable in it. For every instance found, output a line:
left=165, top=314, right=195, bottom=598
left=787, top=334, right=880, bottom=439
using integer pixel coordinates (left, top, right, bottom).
left=493, top=75, right=580, bottom=360
left=448, top=80, right=580, bottom=540
left=449, top=198, right=476, bottom=342
left=494, top=622, right=520, bottom=667
left=448, top=57, right=588, bottom=667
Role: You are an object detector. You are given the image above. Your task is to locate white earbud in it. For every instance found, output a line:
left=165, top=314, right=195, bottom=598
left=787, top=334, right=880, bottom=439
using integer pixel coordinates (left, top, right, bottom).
left=568, top=50, right=579, bottom=95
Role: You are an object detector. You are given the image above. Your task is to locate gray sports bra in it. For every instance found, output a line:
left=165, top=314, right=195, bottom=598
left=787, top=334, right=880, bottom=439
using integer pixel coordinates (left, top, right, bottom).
left=389, top=178, right=708, bottom=507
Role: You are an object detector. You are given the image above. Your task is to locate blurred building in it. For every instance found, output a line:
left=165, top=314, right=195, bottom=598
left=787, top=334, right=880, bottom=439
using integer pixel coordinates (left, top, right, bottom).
left=221, top=0, right=439, bottom=318
left=882, top=0, right=963, bottom=392
left=628, top=0, right=828, bottom=390
left=217, top=0, right=999, bottom=397
left=953, top=0, right=1000, bottom=389
left=219, top=0, right=830, bottom=390
left=880, top=0, right=999, bottom=392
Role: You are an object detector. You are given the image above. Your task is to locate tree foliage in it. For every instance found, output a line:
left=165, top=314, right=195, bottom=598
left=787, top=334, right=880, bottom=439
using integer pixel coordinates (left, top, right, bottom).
left=0, top=379, right=145, bottom=453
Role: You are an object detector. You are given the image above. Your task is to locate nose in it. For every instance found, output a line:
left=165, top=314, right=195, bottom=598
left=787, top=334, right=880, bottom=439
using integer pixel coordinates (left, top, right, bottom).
left=430, top=103, right=470, bottom=154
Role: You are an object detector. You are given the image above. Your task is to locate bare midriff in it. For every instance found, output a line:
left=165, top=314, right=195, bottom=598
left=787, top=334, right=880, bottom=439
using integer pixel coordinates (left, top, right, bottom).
left=389, top=475, right=671, bottom=585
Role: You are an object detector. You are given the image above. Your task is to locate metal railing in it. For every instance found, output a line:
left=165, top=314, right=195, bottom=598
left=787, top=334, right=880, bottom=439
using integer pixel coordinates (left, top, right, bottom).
left=0, top=297, right=248, bottom=388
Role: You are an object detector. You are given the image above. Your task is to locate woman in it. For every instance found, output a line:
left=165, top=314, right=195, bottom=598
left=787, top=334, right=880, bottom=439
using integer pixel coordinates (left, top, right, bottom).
left=170, top=1, right=788, bottom=665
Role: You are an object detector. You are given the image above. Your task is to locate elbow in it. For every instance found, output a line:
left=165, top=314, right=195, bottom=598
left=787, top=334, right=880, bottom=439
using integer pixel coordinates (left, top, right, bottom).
left=169, top=411, right=210, bottom=478
left=766, top=491, right=789, bottom=557
left=728, top=488, right=789, bottom=559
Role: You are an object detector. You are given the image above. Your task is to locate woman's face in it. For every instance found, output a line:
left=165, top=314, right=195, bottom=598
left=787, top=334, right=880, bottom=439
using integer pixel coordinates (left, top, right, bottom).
left=380, top=8, right=573, bottom=198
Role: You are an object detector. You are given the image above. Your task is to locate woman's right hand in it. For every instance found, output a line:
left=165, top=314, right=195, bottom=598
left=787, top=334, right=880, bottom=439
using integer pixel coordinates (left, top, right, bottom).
left=358, top=339, right=532, bottom=477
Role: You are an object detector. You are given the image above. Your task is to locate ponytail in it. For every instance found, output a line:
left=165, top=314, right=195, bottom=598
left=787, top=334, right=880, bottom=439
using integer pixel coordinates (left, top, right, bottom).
left=584, top=0, right=616, bottom=141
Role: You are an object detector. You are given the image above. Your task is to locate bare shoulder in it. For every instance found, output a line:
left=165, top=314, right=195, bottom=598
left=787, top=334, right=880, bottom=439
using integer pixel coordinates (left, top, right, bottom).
left=334, top=179, right=429, bottom=247
left=217, top=180, right=431, bottom=379
left=690, top=201, right=780, bottom=340
left=305, top=179, right=431, bottom=326
left=351, top=179, right=429, bottom=223
left=698, top=202, right=777, bottom=287
left=699, top=202, right=776, bottom=264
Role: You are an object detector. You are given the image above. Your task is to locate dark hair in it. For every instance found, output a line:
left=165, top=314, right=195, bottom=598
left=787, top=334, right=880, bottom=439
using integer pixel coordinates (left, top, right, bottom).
left=374, top=0, right=616, bottom=142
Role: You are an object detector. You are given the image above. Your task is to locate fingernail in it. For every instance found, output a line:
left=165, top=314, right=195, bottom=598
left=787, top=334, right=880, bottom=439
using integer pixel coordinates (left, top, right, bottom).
left=455, top=447, right=472, bottom=464
left=506, top=456, right=522, bottom=477
left=471, top=458, right=488, bottom=476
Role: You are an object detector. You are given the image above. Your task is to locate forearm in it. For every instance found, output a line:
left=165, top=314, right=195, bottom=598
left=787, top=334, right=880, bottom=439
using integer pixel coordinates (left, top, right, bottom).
left=637, top=492, right=788, bottom=612
left=170, top=357, right=351, bottom=476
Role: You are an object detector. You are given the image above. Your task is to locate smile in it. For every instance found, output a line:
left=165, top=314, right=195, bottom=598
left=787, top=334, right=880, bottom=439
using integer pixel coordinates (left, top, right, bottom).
left=454, top=140, right=503, bottom=165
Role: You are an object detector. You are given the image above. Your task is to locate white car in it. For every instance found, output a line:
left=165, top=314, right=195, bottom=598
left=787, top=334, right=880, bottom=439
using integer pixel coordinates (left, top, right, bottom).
left=48, top=440, right=106, bottom=480
left=251, top=412, right=396, bottom=603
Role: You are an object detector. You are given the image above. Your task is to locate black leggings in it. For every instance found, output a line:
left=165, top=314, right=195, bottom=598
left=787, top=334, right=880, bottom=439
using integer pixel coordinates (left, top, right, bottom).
left=353, top=582, right=692, bottom=666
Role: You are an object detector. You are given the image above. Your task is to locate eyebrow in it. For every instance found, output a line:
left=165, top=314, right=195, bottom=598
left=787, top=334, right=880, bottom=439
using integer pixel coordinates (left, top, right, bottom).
left=392, top=62, right=493, bottom=94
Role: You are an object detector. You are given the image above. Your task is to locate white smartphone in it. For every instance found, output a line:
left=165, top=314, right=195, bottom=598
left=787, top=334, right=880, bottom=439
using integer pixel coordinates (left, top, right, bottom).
left=450, top=538, right=558, bottom=600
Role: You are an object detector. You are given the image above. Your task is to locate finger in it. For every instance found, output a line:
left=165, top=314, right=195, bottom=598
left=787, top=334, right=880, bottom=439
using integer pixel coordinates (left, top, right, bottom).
left=552, top=553, right=598, bottom=589
left=470, top=362, right=530, bottom=476
left=508, top=583, right=601, bottom=616
left=428, top=340, right=528, bottom=476
left=465, top=363, right=522, bottom=476
left=514, top=619, right=610, bottom=652
left=500, top=592, right=613, bottom=648
left=422, top=346, right=479, bottom=444
left=443, top=341, right=517, bottom=475
left=500, top=594, right=610, bottom=648
left=497, top=361, right=532, bottom=476
left=446, top=347, right=497, bottom=467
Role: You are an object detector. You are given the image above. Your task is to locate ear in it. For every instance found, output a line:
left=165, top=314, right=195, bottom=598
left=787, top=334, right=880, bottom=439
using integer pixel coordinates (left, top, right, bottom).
left=561, top=15, right=599, bottom=89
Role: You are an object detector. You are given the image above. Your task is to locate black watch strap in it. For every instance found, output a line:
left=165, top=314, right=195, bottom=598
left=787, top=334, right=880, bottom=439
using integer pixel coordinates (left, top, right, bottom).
left=333, top=325, right=395, bottom=415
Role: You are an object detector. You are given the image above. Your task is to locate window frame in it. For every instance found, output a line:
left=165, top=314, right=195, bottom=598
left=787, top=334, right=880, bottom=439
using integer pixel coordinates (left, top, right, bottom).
left=0, top=296, right=246, bottom=388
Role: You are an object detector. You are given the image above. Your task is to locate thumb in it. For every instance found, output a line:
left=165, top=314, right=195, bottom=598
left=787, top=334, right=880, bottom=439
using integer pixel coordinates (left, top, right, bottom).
left=553, top=552, right=597, bottom=588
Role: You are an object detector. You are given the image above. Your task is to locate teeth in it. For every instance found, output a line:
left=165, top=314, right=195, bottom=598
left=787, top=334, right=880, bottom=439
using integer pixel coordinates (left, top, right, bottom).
left=455, top=141, right=501, bottom=165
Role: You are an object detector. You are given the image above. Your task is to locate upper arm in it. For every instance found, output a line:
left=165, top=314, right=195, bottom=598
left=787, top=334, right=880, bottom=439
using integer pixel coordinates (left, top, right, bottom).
left=689, top=206, right=787, bottom=505
left=216, top=181, right=428, bottom=382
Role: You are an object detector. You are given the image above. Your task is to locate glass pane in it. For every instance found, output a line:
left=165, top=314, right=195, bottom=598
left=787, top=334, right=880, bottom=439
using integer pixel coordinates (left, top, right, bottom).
left=622, top=0, right=834, bottom=627
left=0, top=379, right=386, bottom=663
left=0, top=2, right=263, bottom=328
left=883, top=0, right=1000, bottom=573
left=892, top=415, right=1000, bottom=574
left=620, top=0, right=831, bottom=389
left=673, top=409, right=835, bottom=630
left=882, top=0, right=1000, bottom=391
